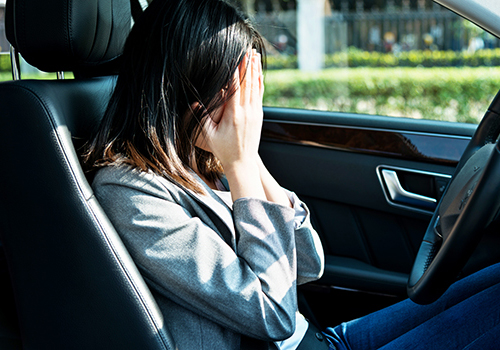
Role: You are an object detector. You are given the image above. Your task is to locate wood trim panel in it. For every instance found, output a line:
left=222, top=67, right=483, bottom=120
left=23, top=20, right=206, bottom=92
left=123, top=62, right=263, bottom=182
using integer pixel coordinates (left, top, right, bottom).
left=262, top=121, right=469, bottom=165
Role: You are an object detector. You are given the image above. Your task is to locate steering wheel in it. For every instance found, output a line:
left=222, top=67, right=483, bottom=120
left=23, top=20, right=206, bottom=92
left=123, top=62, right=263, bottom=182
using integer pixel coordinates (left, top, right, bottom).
left=407, top=91, right=500, bottom=305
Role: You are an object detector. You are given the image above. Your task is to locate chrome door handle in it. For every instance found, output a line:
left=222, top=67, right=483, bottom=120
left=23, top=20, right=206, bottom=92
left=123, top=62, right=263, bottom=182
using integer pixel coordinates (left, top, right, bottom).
left=381, top=169, right=437, bottom=209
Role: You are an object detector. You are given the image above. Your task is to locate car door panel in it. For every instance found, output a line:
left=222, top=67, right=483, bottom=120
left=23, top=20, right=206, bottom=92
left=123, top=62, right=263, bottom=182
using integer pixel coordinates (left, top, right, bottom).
left=260, top=107, right=476, bottom=299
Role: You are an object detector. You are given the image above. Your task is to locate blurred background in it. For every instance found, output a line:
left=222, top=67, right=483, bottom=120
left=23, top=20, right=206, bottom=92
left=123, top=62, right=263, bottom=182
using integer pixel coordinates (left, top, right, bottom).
left=2, top=0, right=499, bottom=123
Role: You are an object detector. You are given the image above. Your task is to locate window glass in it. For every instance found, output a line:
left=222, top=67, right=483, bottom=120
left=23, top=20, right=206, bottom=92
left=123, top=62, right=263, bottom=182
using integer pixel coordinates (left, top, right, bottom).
left=2, top=1, right=497, bottom=123
left=0, top=52, right=73, bottom=80
left=247, top=0, right=500, bottom=124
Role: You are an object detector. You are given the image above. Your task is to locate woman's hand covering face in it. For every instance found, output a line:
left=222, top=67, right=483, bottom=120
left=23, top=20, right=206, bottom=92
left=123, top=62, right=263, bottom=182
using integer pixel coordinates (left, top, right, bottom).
left=199, top=49, right=264, bottom=168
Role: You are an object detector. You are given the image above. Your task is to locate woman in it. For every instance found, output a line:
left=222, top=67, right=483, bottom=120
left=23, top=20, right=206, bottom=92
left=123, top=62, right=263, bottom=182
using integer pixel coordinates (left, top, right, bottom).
left=86, top=0, right=323, bottom=349
left=85, top=0, right=500, bottom=349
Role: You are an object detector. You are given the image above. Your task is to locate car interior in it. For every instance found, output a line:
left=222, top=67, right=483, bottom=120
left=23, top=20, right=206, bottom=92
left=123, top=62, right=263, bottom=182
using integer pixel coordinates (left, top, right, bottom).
left=1, top=0, right=500, bottom=349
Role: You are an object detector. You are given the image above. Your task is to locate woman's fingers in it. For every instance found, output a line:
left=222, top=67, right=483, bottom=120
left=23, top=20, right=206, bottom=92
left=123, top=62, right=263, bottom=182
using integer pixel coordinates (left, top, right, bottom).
left=251, top=49, right=262, bottom=104
left=239, top=51, right=249, bottom=107
left=258, top=52, right=264, bottom=98
left=224, top=64, right=240, bottom=116
left=238, top=49, right=263, bottom=108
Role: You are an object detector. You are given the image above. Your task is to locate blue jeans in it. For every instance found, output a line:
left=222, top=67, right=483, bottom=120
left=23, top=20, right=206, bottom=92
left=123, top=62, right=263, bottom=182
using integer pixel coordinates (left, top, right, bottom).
left=323, top=262, right=500, bottom=349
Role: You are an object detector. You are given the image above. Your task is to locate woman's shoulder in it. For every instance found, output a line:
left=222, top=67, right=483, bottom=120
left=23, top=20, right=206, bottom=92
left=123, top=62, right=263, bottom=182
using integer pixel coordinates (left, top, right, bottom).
left=93, top=164, right=152, bottom=190
left=92, top=164, right=185, bottom=200
left=93, top=164, right=147, bottom=184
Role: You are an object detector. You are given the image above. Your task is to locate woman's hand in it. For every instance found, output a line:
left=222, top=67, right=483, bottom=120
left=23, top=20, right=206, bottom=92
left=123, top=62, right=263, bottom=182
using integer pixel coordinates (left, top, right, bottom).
left=201, top=49, right=264, bottom=167
left=201, top=49, right=266, bottom=201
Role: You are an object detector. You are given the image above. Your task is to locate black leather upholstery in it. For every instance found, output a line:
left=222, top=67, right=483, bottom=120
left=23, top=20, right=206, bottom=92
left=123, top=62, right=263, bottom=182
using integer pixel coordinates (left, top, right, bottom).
left=5, top=0, right=130, bottom=73
left=0, top=0, right=176, bottom=349
left=0, top=250, right=21, bottom=349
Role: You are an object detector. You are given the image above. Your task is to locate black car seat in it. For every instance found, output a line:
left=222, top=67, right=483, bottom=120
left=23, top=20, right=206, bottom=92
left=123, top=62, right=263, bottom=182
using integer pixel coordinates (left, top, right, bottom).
left=0, top=0, right=176, bottom=349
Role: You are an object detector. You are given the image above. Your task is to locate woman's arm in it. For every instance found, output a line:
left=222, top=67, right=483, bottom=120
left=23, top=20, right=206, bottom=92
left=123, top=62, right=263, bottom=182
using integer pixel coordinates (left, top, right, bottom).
left=197, top=47, right=323, bottom=302
left=94, top=167, right=298, bottom=341
left=257, top=156, right=292, bottom=208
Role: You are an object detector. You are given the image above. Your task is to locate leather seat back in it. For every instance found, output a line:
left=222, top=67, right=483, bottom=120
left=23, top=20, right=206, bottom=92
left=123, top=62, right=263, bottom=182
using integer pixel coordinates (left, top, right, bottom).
left=0, top=1, right=175, bottom=349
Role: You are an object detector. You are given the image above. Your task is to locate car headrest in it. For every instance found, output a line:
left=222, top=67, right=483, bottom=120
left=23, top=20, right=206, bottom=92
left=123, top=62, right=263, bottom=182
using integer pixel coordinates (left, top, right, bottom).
left=5, top=0, right=131, bottom=74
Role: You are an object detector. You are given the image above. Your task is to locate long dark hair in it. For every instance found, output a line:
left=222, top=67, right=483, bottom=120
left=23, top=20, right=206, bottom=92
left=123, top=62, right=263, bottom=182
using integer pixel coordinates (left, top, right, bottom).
left=84, top=0, right=265, bottom=193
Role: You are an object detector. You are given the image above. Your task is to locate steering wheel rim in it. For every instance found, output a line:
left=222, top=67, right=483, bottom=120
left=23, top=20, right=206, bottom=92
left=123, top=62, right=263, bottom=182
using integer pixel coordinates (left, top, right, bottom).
left=408, top=92, right=500, bottom=305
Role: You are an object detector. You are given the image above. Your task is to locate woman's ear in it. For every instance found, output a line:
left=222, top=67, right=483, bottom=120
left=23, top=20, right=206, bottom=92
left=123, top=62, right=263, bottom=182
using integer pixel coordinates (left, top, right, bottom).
left=189, top=102, right=200, bottom=117
left=192, top=100, right=224, bottom=124
left=210, top=104, right=224, bottom=124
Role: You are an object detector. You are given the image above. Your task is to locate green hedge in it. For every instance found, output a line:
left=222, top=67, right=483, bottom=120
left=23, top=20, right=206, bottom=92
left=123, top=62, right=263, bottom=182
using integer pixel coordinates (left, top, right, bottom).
left=0, top=71, right=73, bottom=81
left=3, top=52, right=496, bottom=124
left=267, top=48, right=500, bottom=70
left=0, top=54, right=11, bottom=72
left=264, top=67, right=500, bottom=123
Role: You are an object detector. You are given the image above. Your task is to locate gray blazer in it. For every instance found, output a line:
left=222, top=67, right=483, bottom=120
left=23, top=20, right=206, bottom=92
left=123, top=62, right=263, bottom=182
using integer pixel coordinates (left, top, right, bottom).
left=93, top=165, right=324, bottom=350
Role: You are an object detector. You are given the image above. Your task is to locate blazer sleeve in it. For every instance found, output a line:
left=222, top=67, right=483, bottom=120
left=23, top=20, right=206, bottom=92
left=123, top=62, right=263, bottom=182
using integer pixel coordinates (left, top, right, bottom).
left=292, top=197, right=325, bottom=285
left=282, top=189, right=324, bottom=285
left=93, top=169, right=308, bottom=341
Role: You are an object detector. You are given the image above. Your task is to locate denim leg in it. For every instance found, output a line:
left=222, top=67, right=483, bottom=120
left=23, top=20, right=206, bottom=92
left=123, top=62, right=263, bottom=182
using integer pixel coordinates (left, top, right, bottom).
left=377, top=282, right=500, bottom=349
left=462, top=323, right=500, bottom=349
left=323, top=262, right=500, bottom=350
